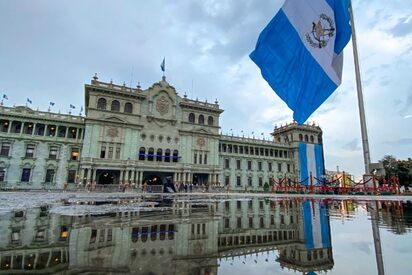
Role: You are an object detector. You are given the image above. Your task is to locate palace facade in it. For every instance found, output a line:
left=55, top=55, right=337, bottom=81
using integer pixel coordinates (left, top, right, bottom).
left=0, top=75, right=323, bottom=191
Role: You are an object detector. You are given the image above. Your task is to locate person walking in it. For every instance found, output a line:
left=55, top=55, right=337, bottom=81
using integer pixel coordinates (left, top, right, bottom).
left=63, top=182, right=68, bottom=192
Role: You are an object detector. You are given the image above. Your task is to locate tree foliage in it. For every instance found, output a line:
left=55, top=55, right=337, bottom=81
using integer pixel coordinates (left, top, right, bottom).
left=380, top=155, right=412, bottom=185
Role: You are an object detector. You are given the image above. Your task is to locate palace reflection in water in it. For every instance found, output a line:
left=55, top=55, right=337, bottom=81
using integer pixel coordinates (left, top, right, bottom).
left=0, top=197, right=335, bottom=274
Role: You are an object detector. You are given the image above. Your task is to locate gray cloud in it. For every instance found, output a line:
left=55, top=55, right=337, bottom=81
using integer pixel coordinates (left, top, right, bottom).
left=342, top=139, right=361, bottom=151
left=402, top=45, right=412, bottom=55
left=400, top=91, right=412, bottom=115
left=379, top=79, right=390, bottom=87
left=393, top=99, right=403, bottom=106
left=391, top=17, right=412, bottom=37
left=368, top=8, right=385, bottom=28
left=383, top=138, right=412, bottom=146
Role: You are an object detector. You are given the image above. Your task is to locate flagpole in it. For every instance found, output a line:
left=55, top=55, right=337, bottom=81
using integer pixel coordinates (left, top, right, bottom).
left=350, top=3, right=384, bottom=275
left=349, top=1, right=371, bottom=174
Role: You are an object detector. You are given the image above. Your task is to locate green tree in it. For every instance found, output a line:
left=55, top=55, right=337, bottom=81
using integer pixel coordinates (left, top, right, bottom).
left=381, top=155, right=398, bottom=177
left=380, top=155, right=412, bottom=186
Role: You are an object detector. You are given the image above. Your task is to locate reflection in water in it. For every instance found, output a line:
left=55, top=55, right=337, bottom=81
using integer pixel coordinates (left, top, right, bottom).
left=0, top=196, right=410, bottom=274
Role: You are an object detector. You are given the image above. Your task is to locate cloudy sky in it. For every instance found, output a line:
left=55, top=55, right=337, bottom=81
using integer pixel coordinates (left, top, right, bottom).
left=1, top=0, right=411, bottom=177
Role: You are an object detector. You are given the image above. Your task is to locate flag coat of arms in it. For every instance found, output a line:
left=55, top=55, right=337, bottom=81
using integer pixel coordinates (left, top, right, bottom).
left=250, top=0, right=351, bottom=124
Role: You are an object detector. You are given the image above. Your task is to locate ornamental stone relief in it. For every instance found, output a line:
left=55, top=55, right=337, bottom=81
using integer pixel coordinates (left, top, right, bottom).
left=106, top=127, right=119, bottom=138
left=196, top=137, right=206, bottom=147
left=155, top=96, right=169, bottom=116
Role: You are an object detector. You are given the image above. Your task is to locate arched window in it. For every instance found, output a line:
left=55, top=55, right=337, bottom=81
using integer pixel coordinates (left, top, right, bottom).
left=172, top=150, right=178, bottom=163
left=299, top=134, right=303, bottom=141
left=310, top=135, right=314, bottom=143
left=165, top=149, right=171, bottom=162
left=97, top=98, right=106, bottom=110
left=188, top=113, right=195, bottom=123
left=111, top=100, right=120, bottom=112
left=207, top=116, right=214, bottom=126
left=156, top=149, right=163, bottom=162
left=304, top=135, right=309, bottom=142
left=139, top=147, right=145, bottom=161
left=198, top=115, right=204, bottom=125
left=124, top=102, right=133, bottom=113
left=148, top=148, right=154, bottom=161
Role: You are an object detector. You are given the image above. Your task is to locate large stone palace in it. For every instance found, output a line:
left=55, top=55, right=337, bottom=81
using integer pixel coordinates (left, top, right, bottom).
left=0, top=75, right=323, bottom=190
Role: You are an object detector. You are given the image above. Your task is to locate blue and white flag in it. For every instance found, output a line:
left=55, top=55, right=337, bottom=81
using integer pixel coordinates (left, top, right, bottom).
left=250, top=0, right=351, bottom=124
left=49, top=102, right=55, bottom=106
left=3, top=94, right=8, bottom=100
left=160, top=57, right=165, bottom=72
left=299, top=143, right=325, bottom=185
left=302, top=200, right=331, bottom=250
left=69, top=104, right=75, bottom=109
left=27, top=98, right=32, bottom=104
left=80, top=106, right=83, bottom=112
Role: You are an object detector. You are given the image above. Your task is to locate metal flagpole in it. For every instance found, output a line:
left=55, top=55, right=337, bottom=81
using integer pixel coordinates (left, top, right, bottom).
left=349, top=1, right=371, bottom=174
left=349, top=2, right=384, bottom=275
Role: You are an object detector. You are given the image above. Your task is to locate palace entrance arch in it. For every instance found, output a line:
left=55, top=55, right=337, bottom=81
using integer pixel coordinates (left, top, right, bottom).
left=143, top=175, right=164, bottom=186
left=142, top=172, right=175, bottom=192
left=96, top=170, right=120, bottom=185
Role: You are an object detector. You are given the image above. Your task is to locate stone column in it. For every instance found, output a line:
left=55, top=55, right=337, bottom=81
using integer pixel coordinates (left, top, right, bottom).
left=43, top=124, right=47, bottom=136
left=131, top=170, right=135, bottom=183
left=128, top=170, right=132, bottom=183
left=119, top=170, right=124, bottom=183
left=7, top=120, right=12, bottom=133
left=31, top=123, right=36, bottom=136
left=65, top=127, right=68, bottom=138
left=19, top=122, right=24, bottom=135
left=85, top=168, right=91, bottom=183
left=76, top=128, right=79, bottom=140
left=138, top=171, right=143, bottom=186
left=92, top=169, right=97, bottom=183
left=79, top=168, right=84, bottom=184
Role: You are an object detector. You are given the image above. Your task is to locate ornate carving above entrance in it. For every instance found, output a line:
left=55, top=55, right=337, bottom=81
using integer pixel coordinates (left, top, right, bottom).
left=196, top=137, right=206, bottom=147
left=156, top=96, right=169, bottom=116
left=106, top=127, right=119, bottom=138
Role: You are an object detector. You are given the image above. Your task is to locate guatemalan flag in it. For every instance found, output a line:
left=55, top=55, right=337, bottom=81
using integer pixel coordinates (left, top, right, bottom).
left=299, top=143, right=325, bottom=185
left=160, top=57, right=165, bottom=72
left=250, top=0, right=351, bottom=124
left=302, top=200, right=331, bottom=250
